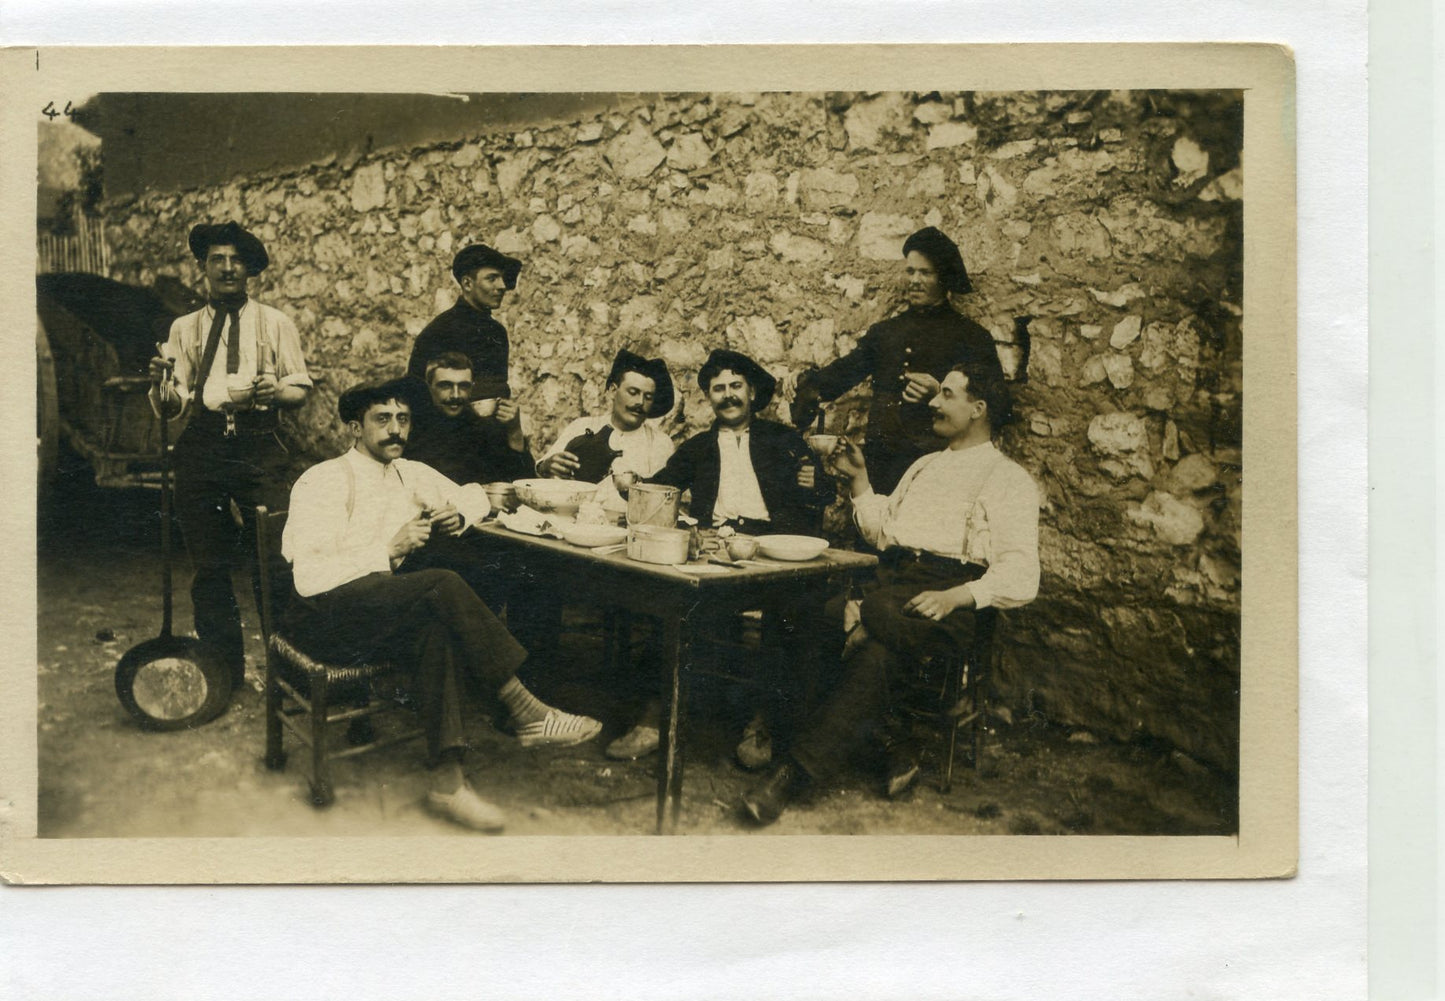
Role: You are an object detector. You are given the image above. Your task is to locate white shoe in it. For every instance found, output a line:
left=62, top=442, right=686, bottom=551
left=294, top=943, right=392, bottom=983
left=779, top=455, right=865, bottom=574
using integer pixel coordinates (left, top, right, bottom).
left=516, top=709, right=603, bottom=749
left=425, top=784, right=506, bottom=833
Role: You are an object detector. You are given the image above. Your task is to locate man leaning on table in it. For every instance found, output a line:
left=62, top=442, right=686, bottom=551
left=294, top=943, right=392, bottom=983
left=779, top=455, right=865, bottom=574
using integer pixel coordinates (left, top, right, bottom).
left=281, top=376, right=601, bottom=834
left=741, top=358, right=1040, bottom=826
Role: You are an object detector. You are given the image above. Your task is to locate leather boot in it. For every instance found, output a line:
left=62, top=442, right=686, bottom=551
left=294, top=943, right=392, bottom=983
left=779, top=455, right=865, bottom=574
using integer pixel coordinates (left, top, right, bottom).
left=741, top=761, right=810, bottom=826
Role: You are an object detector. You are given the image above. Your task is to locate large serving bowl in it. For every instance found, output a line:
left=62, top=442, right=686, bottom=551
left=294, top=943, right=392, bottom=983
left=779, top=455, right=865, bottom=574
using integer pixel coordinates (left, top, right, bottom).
left=561, top=522, right=627, bottom=549
left=756, top=534, right=829, bottom=562
left=512, top=478, right=599, bottom=515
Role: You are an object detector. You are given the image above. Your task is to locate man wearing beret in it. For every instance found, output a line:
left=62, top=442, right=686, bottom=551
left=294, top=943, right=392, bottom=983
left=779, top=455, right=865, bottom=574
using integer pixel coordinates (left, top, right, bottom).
left=149, top=222, right=312, bottom=693
left=537, top=348, right=677, bottom=508
left=281, top=377, right=602, bottom=832
left=408, top=243, right=523, bottom=415
left=792, top=227, right=1004, bottom=494
left=611, top=349, right=831, bottom=764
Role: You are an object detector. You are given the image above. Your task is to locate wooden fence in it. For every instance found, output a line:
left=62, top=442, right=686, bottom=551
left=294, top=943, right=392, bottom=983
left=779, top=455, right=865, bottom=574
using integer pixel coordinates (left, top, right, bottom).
left=37, top=212, right=109, bottom=274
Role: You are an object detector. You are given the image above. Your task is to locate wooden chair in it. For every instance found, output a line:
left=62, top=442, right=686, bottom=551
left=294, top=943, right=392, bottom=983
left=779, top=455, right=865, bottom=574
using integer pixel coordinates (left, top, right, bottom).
left=893, top=607, right=999, bottom=793
left=254, top=506, right=423, bottom=807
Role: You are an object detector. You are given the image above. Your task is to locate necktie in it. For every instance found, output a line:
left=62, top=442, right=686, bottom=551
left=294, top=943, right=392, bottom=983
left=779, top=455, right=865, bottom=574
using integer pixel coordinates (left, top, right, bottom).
left=194, top=295, right=248, bottom=400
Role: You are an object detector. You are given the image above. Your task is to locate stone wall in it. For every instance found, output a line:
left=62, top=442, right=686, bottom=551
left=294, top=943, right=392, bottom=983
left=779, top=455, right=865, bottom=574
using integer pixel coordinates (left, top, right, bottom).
left=103, top=90, right=1244, bottom=772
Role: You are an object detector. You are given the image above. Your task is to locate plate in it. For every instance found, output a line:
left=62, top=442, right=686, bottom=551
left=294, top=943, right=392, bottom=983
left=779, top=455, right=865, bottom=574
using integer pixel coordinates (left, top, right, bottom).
left=561, top=523, right=627, bottom=548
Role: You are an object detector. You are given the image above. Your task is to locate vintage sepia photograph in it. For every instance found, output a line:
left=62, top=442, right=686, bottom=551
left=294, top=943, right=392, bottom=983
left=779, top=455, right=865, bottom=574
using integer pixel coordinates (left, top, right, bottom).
left=5, top=45, right=1296, bottom=882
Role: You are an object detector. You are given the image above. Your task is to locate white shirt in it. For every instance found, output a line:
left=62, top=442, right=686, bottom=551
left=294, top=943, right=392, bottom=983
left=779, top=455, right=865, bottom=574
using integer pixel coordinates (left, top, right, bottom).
left=852, top=441, right=1040, bottom=609
left=161, top=300, right=311, bottom=413
left=282, top=448, right=490, bottom=597
left=712, top=427, right=771, bottom=525
left=541, top=413, right=676, bottom=509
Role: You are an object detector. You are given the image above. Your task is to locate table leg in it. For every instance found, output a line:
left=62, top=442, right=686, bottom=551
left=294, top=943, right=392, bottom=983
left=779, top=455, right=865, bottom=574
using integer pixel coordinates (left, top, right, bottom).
left=656, top=609, right=691, bottom=834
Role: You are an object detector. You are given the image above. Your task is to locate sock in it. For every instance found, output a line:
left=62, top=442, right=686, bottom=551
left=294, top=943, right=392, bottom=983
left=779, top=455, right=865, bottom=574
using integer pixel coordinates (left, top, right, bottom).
left=497, top=676, right=552, bottom=726
left=431, top=750, right=465, bottom=794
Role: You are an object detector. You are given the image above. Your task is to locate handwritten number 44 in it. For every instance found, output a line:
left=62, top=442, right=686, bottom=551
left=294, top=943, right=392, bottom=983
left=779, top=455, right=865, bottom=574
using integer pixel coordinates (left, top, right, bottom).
left=41, top=101, right=75, bottom=121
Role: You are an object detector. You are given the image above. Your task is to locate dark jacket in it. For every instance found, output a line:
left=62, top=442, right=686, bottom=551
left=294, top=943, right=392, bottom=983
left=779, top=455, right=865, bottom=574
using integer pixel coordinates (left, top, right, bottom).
left=405, top=403, right=534, bottom=486
left=407, top=298, right=511, bottom=399
left=810, top=302, right=1002, bottom=493
left=651, top=418, right=830, bottom=535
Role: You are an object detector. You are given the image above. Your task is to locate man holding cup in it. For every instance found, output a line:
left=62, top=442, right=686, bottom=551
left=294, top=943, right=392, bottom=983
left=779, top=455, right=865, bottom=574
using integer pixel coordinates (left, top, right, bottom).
left=148, top=221, right=312, bottom=692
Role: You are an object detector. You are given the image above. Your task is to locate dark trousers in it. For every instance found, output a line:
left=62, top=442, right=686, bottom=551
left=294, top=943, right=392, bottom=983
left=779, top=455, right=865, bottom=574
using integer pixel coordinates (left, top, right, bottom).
left=283, top=567, right=528, bottom=763
left=172, top=420, right=290, bottom=679
left=790, top=560, right=981, bottom=782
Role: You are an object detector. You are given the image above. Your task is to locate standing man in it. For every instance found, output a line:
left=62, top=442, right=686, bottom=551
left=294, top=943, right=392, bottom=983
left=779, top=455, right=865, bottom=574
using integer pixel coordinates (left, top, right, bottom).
left=407, top=243, right=523, bottom=413
left=149, top=222, right=312, bottom=691
left=537, top=348, right=676, bottom=506
left=742, top=360, right=1039, bottom=826
left=792, top=227, right=1004, bottom=494
left=282, top=377, right=602, bottom=832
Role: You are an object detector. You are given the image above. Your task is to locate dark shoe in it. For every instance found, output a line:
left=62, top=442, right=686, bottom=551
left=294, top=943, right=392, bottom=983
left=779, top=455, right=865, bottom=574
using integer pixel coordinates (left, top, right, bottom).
left=741, top=762, right=808, bottom=827
left=734, top=713, right=773, bottom=771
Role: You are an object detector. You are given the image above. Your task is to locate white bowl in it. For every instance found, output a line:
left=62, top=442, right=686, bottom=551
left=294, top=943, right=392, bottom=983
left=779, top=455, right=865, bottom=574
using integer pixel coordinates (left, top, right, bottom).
left=756, top=534, right=829, bottom=562
left=561, top=523, right=627, bottom=548
left=512, top=478, right=599, bottom=515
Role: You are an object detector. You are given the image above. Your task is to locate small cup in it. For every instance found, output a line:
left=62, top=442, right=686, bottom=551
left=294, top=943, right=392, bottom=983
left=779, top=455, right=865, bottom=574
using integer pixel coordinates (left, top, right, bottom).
left=806, top=433, right=839, bottom=457
left=225, top=374, right=254, bottom=405
left=612, top=469, right=637, bottom=496
left=726, top=536, right=759, bottom=561
left=471, top=398, right=499, bottom=418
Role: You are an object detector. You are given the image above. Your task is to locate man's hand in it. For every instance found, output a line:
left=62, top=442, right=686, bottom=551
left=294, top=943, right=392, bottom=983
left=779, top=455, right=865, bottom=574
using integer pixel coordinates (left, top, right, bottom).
left=251, top=371, right=279, bottom=406
left=538, top=451, right=581, bottom=479
left=900, top=370, right=941, bottom=404
left=388, top=515, right=432, bottom=562
left=834, top=438, right=872, bottom=497
left=493, top=398, right=521, bottom=426
left=903, top=586, right=975, bottom=621
left=791, top=369, right=822, bottom=429
left=428, top=503, right=465, bottom=537
left=796, top=460, right=816, bottom=490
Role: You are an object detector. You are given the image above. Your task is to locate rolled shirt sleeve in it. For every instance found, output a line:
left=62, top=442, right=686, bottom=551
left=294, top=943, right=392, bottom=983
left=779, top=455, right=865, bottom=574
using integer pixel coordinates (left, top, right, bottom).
left=964, top=466, right=1040, bottom=610
left=404, top=461, right=491, bottom=528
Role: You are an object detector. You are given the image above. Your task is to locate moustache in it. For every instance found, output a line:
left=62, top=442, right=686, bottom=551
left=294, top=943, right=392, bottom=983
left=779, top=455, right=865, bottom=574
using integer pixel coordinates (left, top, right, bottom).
left=719, top=398, right=745, bottom=410
left=382, top=436, right=406, bottom=447
left=627, top=406, right=647, bottom=415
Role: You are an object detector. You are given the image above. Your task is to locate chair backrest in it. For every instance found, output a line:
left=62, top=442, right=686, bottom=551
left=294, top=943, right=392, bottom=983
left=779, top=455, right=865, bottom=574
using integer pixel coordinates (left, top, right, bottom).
left=253, top=506, right=291, bottom=647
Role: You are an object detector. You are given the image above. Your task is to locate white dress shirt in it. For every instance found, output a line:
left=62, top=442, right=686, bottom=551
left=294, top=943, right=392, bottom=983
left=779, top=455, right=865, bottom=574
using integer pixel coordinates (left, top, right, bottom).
left=712, top=426, right=771, bottom=525
left=283, top=448, right=490, bottom=597
left=852, top=441, right=1040, bottom=609
left=161, top=300, right=311, bottom=414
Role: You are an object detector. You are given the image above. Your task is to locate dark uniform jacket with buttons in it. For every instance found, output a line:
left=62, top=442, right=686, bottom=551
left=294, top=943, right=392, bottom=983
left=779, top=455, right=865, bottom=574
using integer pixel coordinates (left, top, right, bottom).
left=407, top=298, right=512, bottom=400
left=810, top=302, right=1002, bottom=493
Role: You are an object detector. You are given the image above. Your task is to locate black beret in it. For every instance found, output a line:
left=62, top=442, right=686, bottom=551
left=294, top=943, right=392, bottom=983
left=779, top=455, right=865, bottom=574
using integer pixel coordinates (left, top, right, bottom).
left=338, top=375, right=430, bottom=425
left=451, top=243, right=523, bottom=289
left=607, top=349, right=675, bottom=418
left=698, top=349, right=776, bottom=414
left=902, top=226, right=972, bottom=295
left=188, top=222, right=269, bottom=274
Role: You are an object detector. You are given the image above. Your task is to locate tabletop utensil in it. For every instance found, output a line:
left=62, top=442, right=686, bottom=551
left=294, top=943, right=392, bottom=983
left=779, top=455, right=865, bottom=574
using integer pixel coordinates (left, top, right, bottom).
left=626, top=481, right=680, bottom=528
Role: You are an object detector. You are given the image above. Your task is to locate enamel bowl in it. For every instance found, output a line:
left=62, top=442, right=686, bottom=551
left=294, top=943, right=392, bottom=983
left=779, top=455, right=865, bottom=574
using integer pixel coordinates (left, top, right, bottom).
left=755, top=534, right=829, bottom=562
left=512, top=478, right=599, bottom=515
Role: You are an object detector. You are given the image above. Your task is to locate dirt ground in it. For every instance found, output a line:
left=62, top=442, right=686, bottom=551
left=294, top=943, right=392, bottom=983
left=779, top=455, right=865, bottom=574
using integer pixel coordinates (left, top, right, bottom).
left=35, top=469, right=1237, bottom=840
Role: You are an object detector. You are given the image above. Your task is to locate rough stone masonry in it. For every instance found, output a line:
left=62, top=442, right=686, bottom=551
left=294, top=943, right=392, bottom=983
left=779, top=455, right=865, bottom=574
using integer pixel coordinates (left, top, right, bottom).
left=104, top=90, right=1244, bottom=773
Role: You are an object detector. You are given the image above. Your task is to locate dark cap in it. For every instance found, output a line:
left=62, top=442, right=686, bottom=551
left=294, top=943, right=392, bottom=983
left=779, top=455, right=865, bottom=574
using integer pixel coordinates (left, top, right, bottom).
left=607, top=349, right=675, bottom=418
left=698, top=348, right=776, bottom=414
left=338, top=375, right=430, bottom=424
left=188, top=222, right=269, bottom=274
left=902, top=226, right=972, bottom=295
left=451, top=243, right=523, bottom=289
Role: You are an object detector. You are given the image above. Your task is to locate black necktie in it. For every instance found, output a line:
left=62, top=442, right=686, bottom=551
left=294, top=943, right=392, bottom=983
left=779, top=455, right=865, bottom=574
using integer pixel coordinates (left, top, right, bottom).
left=195, top=295, right=247, bottom=402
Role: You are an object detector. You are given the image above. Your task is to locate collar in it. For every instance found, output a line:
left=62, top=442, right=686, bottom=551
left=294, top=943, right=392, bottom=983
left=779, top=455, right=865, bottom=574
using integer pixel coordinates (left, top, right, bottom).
left=454, top=297, right=492, bottom=320
left=346, top=445, right=398, bottom=476
left=906, top=301, right=953, bottom=318
left=941, top=440, right=997, bottom=459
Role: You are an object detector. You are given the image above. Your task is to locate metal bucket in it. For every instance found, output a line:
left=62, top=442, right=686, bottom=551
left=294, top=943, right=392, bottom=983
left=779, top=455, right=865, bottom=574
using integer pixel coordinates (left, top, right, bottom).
left=626, top=482, right=680, bottom=527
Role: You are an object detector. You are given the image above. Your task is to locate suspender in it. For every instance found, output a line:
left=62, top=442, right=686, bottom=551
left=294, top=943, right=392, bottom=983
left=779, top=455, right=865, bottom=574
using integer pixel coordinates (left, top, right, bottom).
left=340, top=457, right=408, bottom=520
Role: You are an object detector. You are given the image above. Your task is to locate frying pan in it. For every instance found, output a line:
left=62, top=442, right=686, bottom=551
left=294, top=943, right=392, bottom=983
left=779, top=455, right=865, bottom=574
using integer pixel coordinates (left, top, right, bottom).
left=114, top=365, right=232, bottom=730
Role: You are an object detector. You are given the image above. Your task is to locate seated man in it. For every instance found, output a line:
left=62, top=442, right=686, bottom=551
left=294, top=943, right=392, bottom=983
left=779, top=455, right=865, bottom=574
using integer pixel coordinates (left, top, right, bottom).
left=536, top=348, right=676, bottom=507
left=608, top=349, right=831, bottom=764
left=741, top=359, right=1040, bottom=826
left=405, top=351, right=534, bottom=486
left=281, top=377, right=601, bottom=834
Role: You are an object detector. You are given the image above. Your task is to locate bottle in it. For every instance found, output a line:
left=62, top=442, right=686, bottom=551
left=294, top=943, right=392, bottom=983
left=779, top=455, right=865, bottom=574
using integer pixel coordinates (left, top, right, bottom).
left=254, top=341, right=276, bottom=412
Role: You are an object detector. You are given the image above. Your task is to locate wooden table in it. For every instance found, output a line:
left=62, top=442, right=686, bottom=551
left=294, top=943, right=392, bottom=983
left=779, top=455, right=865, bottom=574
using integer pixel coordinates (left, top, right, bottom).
left=475, top=523, right=877, bottom=833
